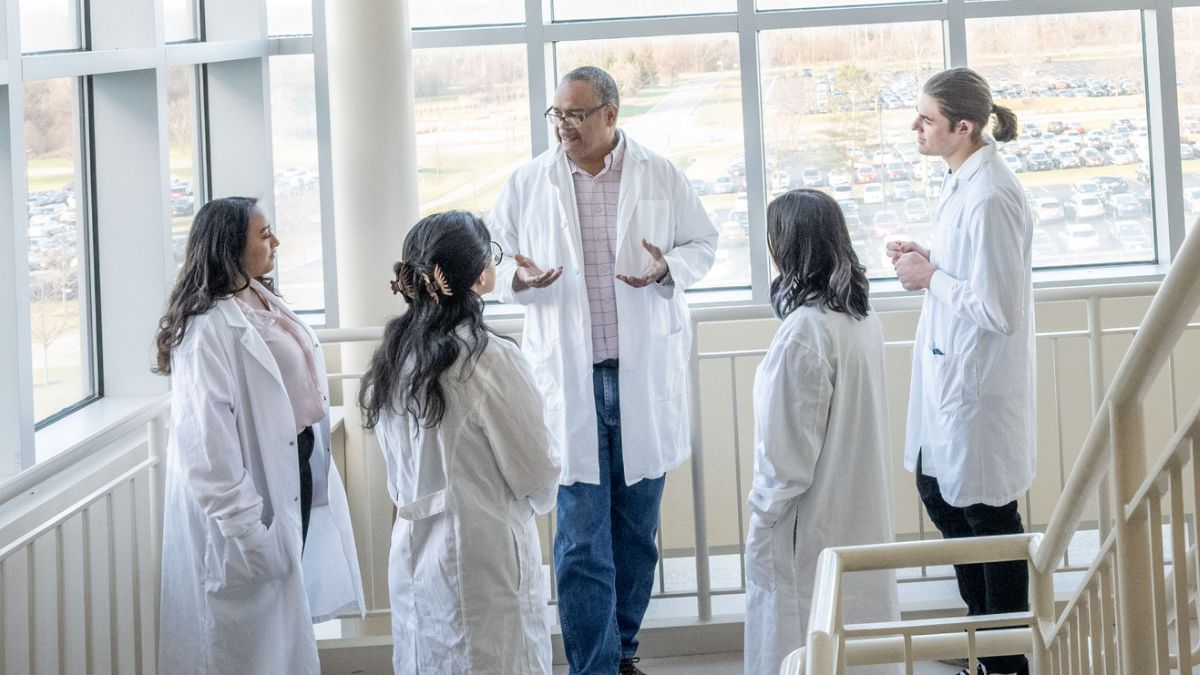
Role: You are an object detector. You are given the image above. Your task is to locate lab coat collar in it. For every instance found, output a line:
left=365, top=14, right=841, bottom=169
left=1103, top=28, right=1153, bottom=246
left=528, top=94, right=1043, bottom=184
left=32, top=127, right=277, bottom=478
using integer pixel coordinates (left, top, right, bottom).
left=216, top=281, right=287, bottom=391
left=952, top=134, right=996, bottom=183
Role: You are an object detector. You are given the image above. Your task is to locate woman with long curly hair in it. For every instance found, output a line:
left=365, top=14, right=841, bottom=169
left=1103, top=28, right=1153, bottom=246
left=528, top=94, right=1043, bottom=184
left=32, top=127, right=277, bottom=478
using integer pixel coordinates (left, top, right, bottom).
left=359, top=210, right=560, bottom=674
left=155, top=196, right=363, bottom=675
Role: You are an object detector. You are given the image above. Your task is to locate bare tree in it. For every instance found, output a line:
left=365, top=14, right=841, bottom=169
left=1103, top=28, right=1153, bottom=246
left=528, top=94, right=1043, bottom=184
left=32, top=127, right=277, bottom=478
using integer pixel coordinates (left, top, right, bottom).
left=29, top=248, right=77, bottom=386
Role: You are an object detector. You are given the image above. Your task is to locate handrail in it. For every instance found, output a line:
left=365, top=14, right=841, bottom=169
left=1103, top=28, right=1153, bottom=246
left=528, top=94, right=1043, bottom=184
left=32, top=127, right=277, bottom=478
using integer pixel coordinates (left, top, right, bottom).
left=1035, top=226, right=1200, bottom=573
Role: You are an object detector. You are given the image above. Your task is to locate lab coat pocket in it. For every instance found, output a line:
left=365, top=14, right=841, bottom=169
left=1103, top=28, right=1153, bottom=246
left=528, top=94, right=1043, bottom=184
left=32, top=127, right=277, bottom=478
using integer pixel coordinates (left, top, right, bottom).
left=207, top=521, right=291, bottom=592
left=745, top=513, right=779, bottom=592
left=924, top=350, right=977, bottom=418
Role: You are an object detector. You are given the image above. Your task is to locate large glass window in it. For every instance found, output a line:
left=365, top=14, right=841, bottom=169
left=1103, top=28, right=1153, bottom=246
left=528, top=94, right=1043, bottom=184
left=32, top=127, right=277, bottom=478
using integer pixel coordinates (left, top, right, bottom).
left=163, top=0, right=198, bottom=42
left=167, top=66, right=203, bottom=267
left=413, top=45, right=531, bottom=216
left=23, top=78, right=95, bottom=423
left=410, top=0, right=524, bottom=28
left=20, top=0, right=82, bottom=53
left=557, top=34, right=747, bottom=289
left=968, top=12, right=1154, bottom=268
left=267, top=0, right=312, bottom=36
left=269, top=55, right=325, bottom=311
left=1176, top=7, right=1200, bottom=234
left=758, top=0, right=936, bottom=10
left=760, top=22, right=943, bottom=279
left=551, top=0, right=732, bottom=21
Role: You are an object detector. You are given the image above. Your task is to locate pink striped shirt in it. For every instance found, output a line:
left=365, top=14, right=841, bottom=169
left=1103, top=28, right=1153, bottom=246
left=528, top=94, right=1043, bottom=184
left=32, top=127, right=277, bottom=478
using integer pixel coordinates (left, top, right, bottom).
left=569, top=132, right=626, bottom=363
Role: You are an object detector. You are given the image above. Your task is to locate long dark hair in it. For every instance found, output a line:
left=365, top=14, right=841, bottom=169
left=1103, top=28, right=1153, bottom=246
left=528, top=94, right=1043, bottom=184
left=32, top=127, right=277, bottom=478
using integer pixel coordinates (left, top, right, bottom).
left=358, top=210, right=504, bottom=429
left=767, top=189, right=870, bottom=320
left=922, top=67, right=1019, bottom=143
left=153, top=196, right=269, bottom=375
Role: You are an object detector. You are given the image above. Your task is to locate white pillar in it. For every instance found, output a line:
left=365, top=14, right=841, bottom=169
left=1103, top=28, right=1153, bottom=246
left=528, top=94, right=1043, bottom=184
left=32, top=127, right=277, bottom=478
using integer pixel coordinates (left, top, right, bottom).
left=324, top=0, right=419, bottom=612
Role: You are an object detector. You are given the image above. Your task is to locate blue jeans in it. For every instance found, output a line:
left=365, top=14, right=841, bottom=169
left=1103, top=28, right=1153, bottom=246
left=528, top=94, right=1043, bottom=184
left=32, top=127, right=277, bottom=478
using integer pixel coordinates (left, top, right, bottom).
left=555, top=364, right=666, bottom=675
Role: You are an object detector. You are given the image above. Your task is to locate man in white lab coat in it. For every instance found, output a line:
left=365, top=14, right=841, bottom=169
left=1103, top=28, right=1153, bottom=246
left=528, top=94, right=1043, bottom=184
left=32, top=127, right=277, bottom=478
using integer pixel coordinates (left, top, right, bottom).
left=488, top=66, right=717, bottom=675
left=889, top=68, right=1035, bottom=675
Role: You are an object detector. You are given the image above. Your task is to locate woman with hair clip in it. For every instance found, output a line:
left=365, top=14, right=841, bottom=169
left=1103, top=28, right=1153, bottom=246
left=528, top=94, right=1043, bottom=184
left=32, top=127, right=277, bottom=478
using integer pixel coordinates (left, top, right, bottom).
left=155, top=196, right=364, bottom=675
left=359, top=210, right=560, bottom=675
left=743, top=189, right=900, bottom=675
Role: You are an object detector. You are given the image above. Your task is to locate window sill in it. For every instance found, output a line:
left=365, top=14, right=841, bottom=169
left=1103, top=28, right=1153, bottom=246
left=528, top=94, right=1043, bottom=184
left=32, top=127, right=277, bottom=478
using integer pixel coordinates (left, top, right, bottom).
left=35, top=395, right=169, bottom=465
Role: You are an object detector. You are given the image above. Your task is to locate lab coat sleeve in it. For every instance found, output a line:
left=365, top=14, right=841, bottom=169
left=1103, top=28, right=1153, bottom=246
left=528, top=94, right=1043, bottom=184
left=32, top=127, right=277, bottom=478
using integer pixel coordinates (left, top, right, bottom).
left=746, top=336, right=833, bottom=525
left=172, top=343, right=270, bottom=541
left=475, top=345, right=561, bottom=514
left=656, top=167, right=718, bottom=299
left=487, top=173, right=541, bottom=306
left=927, top=191, right=1028, bottom=336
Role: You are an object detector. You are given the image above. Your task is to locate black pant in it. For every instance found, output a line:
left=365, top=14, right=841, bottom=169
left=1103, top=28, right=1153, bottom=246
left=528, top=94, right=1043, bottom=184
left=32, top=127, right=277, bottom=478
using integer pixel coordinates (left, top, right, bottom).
left=916, top=452, right=1029, bottom=674
left=297, top=426, right=314, bottom=546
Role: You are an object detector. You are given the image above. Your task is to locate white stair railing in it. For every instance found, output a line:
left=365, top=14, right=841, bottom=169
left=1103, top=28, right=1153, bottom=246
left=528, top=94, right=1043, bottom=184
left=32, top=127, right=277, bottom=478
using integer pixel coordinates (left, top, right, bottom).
left=788, top=220, right=1200, bottom=674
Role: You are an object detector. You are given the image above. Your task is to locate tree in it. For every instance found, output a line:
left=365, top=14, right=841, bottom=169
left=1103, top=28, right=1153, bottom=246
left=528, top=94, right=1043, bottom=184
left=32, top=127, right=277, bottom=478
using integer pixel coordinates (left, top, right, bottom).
left=29, top=248, right=77, bottom=386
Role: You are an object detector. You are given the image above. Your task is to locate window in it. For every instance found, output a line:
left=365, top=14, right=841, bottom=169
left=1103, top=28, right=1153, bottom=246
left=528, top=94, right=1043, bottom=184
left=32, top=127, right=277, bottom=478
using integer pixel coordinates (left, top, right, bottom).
left=163, top=0, right=198, bottom=42
left=410, top=0, right=524, bottom=28
left=758, top=0, right=936, bottom=10
left=269, top=55, right=325, bottom=311
left=551, top=0, right=733, bottom=21
left=413, top=45, right=531, bottom=217
left=760, top=22, right=943, bottom=279
left=267, top=0, right=312, bottom=36
left=167, top=66, right=204, bottom=267
left=20, top=0, right=82, bottom=53
left=967, top=12, right=1154, bottom=268
left=23, top=78, right=96, bottom=424
left=556, top=34, right=747, bottom=289
left=1176, top=7, right=1200, bottom=234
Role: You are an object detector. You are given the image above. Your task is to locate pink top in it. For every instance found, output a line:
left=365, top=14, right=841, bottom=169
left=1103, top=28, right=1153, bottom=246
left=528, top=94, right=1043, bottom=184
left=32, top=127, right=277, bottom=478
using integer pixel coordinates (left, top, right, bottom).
left=569, top=131, right=626, bottom=363
left=235, top=290, right=326, bottom=435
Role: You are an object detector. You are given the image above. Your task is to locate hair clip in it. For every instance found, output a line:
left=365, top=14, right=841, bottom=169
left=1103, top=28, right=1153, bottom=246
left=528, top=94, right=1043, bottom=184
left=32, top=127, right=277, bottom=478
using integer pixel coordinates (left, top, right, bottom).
left=432, top=265, right=454, bottom=298
left=421, top=272, right=439, bottom=304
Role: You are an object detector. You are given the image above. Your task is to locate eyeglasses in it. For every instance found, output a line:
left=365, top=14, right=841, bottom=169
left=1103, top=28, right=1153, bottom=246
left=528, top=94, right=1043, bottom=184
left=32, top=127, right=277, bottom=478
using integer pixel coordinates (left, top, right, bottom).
left=544, top=104, right=609, bottom=129
left=489, top=240, right=504, bottom=266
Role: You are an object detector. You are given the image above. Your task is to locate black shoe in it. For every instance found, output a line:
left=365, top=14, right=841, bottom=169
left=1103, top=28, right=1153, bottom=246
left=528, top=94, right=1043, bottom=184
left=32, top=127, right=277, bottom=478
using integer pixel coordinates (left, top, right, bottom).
left=619, top=656, right=646, bottom=675
left=956, top=665, right=986, bottom=675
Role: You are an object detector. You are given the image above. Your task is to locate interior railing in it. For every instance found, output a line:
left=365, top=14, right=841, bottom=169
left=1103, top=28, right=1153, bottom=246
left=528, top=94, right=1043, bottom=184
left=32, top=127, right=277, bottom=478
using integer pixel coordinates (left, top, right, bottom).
left=786, top=222, right=1200, bottom=674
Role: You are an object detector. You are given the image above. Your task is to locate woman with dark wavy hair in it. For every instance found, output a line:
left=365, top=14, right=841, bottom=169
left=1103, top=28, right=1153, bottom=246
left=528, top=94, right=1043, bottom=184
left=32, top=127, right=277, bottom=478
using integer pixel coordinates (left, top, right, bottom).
left=359, top=210, right=560, bottom=674
left=155, top=197, right=363, bottom=675
left=743, top=189, right=900, bottom=675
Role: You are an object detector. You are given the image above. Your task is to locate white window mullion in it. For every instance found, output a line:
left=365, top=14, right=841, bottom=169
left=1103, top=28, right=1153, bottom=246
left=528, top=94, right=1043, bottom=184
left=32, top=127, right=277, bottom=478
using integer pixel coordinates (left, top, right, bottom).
left=738, top=0, right=770, bottom=304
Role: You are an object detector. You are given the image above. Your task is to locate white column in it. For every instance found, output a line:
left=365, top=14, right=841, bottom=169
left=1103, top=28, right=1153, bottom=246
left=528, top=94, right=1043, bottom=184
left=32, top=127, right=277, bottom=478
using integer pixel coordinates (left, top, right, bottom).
left=324, top=0, right=418, bottom=611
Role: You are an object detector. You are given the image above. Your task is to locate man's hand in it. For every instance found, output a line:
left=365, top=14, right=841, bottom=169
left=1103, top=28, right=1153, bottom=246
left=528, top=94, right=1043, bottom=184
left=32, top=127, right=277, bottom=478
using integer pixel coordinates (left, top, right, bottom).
left=895, top=251, right=935, bottom=291
left=616, top=239, right=669, bottom=288
left=512, top=254, right=563, bottom=292
left=886, top=240, right=930, bottom=265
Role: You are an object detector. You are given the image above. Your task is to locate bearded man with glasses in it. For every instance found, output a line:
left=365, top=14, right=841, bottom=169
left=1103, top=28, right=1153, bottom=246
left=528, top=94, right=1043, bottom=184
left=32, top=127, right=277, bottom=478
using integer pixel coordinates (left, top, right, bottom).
left=488, top=66, right=717, bottom=675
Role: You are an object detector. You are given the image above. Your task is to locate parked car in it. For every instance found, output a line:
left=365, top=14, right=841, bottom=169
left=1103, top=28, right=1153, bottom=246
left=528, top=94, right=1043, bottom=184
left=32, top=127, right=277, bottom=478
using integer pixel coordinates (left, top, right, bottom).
left=1093, top=176, right=1131, bottom=195
left=832, top=183, right=855, bottom=205
left=872, top=210, right=902, bottom=237
left=902, top=198, right=929, bottom=223
left=1107, top=147, right=1136, bottom=165
left=1054, top=151, right=1082, bottom=169
left=862, top=183, right=884, bottom=204
left=887, top=181, right=914, bottom=200
left=1032, top=197, right=1065, bottom=224
left=854, top=164, right=878, bottom=184
left=1185, top=186, right=1200, bottom=213
left=828, top=168, right=852, bottom=187
left=801, top=167, right=826, bottom=187
left=1111, top=220, right=1152, bottom=251
left=1032, top=228, right=1060, bottom=258
left=1065, top=194, right=1105, bottom=220
left=714, top=175, right=739, bottom=194
left=170, top=196, right=194, bottom=217
left=1105, top=193, right=1143, bottom=218
left=1002, top=154, right=1023, bottom=173
left=1080, top=148, right=1106, bottom=167
left=1063, top=223, right=1102, bottom=251
left=884, top=161, right=909, bottom=180
left=689, top=178, right=711, bottom=196
left=1072, top=180, right=1105, bottom=196
left=1024, top=152, right=1054, bottom=171
left=771, top=170, right=792, bottom=191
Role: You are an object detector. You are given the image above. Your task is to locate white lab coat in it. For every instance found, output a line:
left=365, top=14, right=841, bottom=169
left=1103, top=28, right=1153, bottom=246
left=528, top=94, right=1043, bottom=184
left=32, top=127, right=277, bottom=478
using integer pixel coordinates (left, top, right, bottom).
left=903, top=137, right=1037, bottom=507
left=743, top=305, right=899, bottom=675
left=374, top=333, right=561, bottom=675
left=158, top=281, right=365, bottom=675
left=488, top=132, right=717, bottom=486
